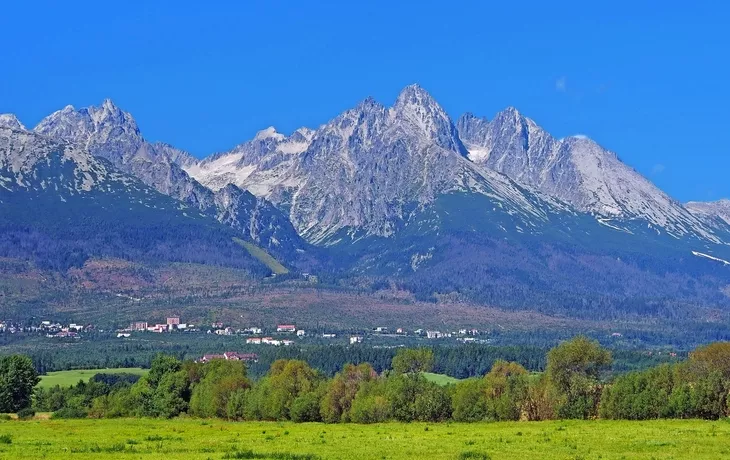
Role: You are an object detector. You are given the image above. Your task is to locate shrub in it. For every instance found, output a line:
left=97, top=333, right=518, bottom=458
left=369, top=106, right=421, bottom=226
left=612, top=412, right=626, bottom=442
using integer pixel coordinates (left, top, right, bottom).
left=16, top=407, right=35, bottom=420
left=0, top=434, right=11, bottom=444
left=52, top=406, right=88, bottom=419
left=458, top=452, right=491, bottom=460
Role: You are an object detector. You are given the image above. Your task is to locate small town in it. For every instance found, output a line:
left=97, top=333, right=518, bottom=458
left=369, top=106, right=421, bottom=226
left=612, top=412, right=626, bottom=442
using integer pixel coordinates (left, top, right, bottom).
left=0, top=317, right=494, bottom=345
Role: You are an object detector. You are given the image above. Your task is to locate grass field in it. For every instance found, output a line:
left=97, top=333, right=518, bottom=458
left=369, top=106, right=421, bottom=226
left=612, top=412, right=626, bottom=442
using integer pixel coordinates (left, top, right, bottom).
left=0, top=418, right=728, bottom=459
left=422, top=372, right=461, bottom=385
left=38, top=368, right=148, bottom=388
left=233, top=238, right=289, bottom=275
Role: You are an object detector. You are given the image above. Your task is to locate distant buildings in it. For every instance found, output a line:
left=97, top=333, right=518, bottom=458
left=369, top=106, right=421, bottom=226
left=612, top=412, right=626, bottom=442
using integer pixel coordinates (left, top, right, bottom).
left=167, top=317, right=180, bottom=326
left=426, top=330, right=443, bottom=339
left=199, top=352, right=258, bottom=363
left=131, top=322, right=148, bottom=331
left=276, top=324, right=296, bottom=333
left=350, top=336, right=363, bottom=344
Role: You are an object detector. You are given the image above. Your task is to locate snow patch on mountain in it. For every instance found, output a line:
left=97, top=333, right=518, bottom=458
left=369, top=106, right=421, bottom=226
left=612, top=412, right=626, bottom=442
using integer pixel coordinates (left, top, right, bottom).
left=692, top=251, right=730, bottom=266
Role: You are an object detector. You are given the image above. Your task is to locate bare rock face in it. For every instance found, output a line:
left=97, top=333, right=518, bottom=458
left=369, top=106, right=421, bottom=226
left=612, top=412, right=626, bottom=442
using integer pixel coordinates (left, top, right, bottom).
left=186, top=85, right=564, bottom=244
left=457, top=109, right=722, bottom=242
left=33, top=100, right=307, bottom=256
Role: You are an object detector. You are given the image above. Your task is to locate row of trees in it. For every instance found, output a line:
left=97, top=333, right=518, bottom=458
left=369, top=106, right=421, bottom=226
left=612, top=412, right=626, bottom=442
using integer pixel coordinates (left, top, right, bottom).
left=30, top=337, right=730, bottom=421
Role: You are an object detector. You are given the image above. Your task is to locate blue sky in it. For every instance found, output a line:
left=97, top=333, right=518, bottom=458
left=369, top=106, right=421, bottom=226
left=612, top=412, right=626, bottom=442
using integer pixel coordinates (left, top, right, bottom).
left=1, top=0, right=727, bottom=202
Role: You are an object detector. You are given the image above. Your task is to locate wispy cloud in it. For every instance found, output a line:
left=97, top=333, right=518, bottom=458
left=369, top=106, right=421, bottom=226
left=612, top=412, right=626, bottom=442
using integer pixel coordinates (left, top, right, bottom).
left=555, top=76, right=567, bottom=92
left=651, top=164, right=666, bottom=175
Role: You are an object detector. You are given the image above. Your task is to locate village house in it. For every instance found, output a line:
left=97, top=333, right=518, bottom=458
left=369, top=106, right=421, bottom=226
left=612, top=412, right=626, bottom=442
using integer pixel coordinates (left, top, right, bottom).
left=131, top=321, right=148, bottom=331
left=148, top=324, right=168, bottom=333
left=426, top=330, right=443, bottom=339
left=322, top=333, right=336, bottom=339
left=296, top=329, right=306, bottom=337
left=276, top=324, right=296, bottom=333
left=167, top=317, right=180, bottom=327
left=246, top=337, right=262, bottom=345
left=350, top=336, right=363, bottom=344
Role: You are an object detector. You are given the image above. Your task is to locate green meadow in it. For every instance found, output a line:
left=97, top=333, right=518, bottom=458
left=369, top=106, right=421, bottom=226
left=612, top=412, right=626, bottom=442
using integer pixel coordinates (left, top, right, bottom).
left=38, top=368, right=148, bottom=388
left=0, top=418, right=728, bottom=459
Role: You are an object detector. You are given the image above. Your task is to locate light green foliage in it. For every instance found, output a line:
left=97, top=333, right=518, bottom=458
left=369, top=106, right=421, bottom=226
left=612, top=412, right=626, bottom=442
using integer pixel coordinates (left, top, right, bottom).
left=451, top=361, right=530, bottom=422
left=546, top=336, right=612, bottom=419
left=385, top=374, right=451, bottom=422
left=689, top=342, right=730, bottom=380
left=600, top=360, right=729, bottom=420
left=320, top=363, right=377, bottom=423
left=189, top=359, right=250, bottom=418
left=245, top=360, right=321, bottom=421
left=392, top=348, right=435, bottom=375
left=452, top=378, right=488, bottom=422
left=0, top=355, right=39, bottom=413
left=483, top=360, right=529, bottom=421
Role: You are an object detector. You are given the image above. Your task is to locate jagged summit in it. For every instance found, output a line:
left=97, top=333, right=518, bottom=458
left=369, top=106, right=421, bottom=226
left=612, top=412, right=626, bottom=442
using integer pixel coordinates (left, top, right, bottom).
left=686, top=199, right=730, bottom=229
left=254, top=126, right=285, bottom=142
left=457, top=107, right=717, bottom=241
left=0, top=114, right=26, bottom=131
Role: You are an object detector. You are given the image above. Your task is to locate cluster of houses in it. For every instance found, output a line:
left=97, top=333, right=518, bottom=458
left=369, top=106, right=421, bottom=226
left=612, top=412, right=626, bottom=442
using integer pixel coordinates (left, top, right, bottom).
left=198, top=351, right=259, bottom=363
left=0, top=320, right=90, bottom=338
left=123, top=316, right=195, bottom=335
left=370, top=326, right=482, bottom=340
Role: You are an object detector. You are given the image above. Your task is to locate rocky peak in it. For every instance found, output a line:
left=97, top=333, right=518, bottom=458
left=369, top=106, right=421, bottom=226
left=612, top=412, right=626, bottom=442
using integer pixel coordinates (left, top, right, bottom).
left=391, top=84, right=466, bottom=155
left=34, top=99, right=143, bottom=166
left=0, top=114, right=27, bottom=131
left=686, top=199, right=730, bottom=227
left=254, top=126, right=285, bottom=142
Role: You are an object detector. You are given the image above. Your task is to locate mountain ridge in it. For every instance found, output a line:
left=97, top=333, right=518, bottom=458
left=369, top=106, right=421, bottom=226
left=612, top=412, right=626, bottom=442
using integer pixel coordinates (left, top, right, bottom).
left=3, top=85, right=730, bottom=322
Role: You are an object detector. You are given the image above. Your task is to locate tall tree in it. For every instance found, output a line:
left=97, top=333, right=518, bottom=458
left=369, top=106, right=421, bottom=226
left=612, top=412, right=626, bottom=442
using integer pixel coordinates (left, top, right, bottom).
left=391, top=348, right=434, bottom=375
left=0, top=355, right=39, bottom=412
left=546, top=336, right=612, bottom=419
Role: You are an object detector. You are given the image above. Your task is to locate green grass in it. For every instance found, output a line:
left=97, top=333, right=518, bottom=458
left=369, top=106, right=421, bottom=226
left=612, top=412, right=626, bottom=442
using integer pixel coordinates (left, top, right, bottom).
left=233, top=238, right=289, bottom=275
left=38, top=368, right=148, bottom=388
left=422, top=372, right=461, bottom=385
left=0, top=418, right=728, bottom=459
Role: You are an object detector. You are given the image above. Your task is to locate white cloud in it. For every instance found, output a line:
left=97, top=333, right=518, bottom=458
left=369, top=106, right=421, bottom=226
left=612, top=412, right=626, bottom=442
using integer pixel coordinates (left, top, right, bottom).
left=555, top=76, right=567, bottom=92
left=571, top=134, right=589, bottom=139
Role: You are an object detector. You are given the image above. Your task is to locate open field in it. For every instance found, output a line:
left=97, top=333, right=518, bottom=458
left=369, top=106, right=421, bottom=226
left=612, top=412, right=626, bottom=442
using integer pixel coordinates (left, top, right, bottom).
left=422, top=372, right=461, bottom=386
left=0, top=418, right=728, bottom=459
left=38, top=368, right=148, bottom=388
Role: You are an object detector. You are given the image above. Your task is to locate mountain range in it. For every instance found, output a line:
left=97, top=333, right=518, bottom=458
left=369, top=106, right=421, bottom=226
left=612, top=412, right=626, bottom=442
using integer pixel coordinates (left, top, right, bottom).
left=2, top=84, right=729, bottom=322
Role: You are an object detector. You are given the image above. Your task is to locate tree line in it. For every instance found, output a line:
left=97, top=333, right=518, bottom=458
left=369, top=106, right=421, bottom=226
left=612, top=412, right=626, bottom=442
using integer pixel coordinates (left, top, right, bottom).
left=17, top=337, right=729, bottom=422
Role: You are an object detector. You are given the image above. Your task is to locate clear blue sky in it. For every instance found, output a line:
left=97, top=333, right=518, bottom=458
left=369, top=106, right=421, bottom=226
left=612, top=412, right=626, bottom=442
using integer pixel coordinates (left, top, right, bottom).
left=1, top=0, right=728, bottom=202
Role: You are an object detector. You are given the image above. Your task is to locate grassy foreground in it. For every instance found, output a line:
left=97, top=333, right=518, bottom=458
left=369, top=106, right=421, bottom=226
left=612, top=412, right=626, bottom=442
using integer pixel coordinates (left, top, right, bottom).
left=0, top=418, right=728, bottom=459
left=38, top=368, right=148, bottom=388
